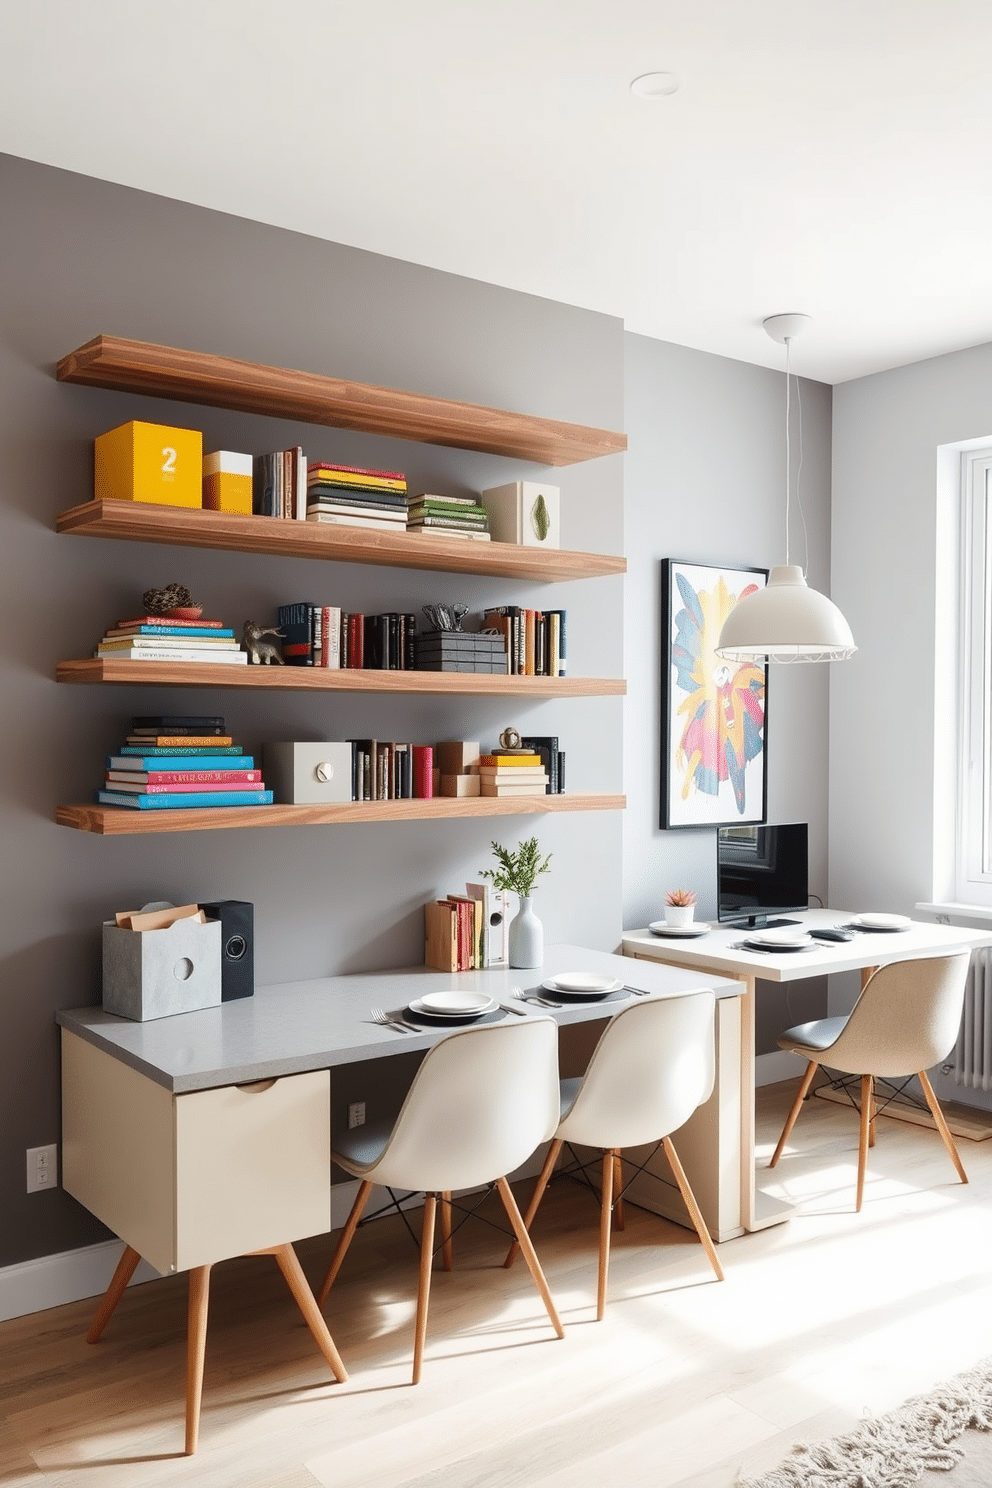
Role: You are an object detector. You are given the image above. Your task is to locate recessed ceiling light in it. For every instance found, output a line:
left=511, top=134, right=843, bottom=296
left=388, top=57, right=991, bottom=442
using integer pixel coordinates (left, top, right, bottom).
left=630, top=72, right=680, bottom=98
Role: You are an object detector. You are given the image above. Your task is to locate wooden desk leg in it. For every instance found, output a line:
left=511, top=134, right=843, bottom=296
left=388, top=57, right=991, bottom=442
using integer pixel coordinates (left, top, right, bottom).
left=185, top=1264, right=211, bottom=1455
left=86, top=1244, right=141, bottom=1343
left=269, top=1245, right=348, bottom=1383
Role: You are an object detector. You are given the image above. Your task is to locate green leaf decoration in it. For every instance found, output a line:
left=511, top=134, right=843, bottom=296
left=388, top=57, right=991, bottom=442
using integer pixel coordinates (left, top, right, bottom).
left=478, top=836, right=552, bottom=897
left=530, top=492, right=551, bottom=542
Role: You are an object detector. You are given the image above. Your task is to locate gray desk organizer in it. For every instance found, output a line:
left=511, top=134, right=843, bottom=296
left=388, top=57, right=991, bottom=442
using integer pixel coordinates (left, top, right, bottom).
left=103, top=917, right=222, bottom=1021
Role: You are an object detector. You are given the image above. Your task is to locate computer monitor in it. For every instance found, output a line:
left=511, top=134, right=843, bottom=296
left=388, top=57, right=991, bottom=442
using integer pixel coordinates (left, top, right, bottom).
left=717, top=823, right=809, bottom=929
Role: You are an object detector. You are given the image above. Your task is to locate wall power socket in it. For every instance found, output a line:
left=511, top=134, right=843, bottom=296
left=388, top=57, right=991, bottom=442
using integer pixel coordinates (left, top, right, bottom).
left=26, top=1144, right=58, bottom=1194
left=348, top=1102, right=366, bottom=1129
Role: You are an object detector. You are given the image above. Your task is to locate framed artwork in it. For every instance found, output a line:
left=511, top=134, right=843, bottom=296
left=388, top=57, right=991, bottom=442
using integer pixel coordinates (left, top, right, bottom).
left=661, top=559, right=768, bottom=829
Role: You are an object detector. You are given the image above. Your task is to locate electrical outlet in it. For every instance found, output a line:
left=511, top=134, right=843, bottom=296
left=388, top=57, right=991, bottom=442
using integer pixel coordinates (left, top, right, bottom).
left=26, top=1144, right=58, bottom=1194
left=348, top=1102, right=366, bottom=1129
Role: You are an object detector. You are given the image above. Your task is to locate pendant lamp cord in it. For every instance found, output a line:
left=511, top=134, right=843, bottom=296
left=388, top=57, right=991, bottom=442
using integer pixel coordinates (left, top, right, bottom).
left=784, top=336, right=811, bottom=576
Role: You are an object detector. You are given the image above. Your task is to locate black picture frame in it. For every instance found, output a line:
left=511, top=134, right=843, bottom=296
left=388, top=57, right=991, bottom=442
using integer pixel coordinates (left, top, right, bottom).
left=660, top=558, right=769, bottom=830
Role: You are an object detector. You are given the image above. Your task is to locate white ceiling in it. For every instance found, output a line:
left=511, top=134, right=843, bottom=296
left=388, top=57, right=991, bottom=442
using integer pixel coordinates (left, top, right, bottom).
left=4, top=0, right=992, bottom=384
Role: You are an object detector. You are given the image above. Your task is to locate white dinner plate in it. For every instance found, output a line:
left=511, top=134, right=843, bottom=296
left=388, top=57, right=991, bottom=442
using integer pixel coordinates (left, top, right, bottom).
left=851, top=912, right=913, bottom=930
left=744, top=928, right=814, bottom=948
left=415, top=991, right=496, bottom=1016
left=543, top=973, right=623, bottom=997
left=648, top=921, right=711, bottom=938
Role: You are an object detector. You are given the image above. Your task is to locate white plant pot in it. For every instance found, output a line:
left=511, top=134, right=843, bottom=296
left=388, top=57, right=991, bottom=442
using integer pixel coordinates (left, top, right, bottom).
left=664, top=904, right=695, bottom=928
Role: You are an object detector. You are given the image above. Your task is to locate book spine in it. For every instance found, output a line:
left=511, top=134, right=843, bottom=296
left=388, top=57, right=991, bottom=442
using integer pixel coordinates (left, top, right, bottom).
left=277, top=601, right=316, bottom=665
left=97, top=790, right=273, bottom=809
left=103, top=780, right=265, bottom=794
left=413, top=745, right=433, bottom=799
left=295, top=446, right=307, bottom=521
left=105, top=626, right=237, bottom=638
left=107, top=771, right=262, bottom=785
left=95, top=648, right=247, bottom=663
left=106, top=754, right=254, bottom=770
left=320, top=606, right=341, bottom=669
left=116, top=618, right=225, bottom=630
left=125, top=735, right=234, bottom=747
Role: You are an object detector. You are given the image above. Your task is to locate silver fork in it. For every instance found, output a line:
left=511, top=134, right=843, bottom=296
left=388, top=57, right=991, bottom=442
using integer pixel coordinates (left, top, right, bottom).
left=510, top=987, right=562, bottom=1009
left=369, top=1005, right=412, bottom=1034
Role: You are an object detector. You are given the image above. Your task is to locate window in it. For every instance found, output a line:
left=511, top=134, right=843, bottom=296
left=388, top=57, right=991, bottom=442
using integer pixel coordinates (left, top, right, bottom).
left=958, top=450, right=992, bottom=905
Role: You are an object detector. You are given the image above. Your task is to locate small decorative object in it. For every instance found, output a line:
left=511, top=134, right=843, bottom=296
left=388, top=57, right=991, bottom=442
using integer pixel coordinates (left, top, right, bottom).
left=480, top=481, right=561, bottom=548
left=664, top=888, right=697, bottom=927
left=421, top=602, right=469, bottom=632
left=661, top=558, right=769, bottom=830
left=143, top=583, right=201, bottom=616
left=95, top=420, right=203, bottom=508
left=498, top=725, right=524, bottom=752
left=242, top=620, right=285, bottom=665
left=479, top=836, right=552, bottom=969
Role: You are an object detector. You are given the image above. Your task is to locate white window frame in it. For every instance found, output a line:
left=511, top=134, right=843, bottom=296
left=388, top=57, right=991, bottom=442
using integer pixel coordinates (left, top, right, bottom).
left=957, top=449, right=992, bottom=905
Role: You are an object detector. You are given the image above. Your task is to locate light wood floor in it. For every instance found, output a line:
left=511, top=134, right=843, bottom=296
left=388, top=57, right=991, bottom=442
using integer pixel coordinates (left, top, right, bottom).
left=3, top=1080, right=991, bottom=1488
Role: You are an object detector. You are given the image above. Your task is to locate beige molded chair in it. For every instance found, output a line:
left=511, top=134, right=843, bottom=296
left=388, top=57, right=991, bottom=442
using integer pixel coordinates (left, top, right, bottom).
left=317, top=1016, right=565, bottom=1383
left=769, top=950, right=971, bottom=1209
left=504, top=991, right=724, bottom=1319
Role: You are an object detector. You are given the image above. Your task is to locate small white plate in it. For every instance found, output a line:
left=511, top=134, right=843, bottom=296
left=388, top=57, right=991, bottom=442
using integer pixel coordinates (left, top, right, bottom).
left=543, top=973, right=623, bottom=996
left=852, top=912, right=913, bottom=930
left=744, top=928, right=814, bottom=948
left=416, top=991, right=496, bottom=1016
left=648, top=921, right=711, bottom=938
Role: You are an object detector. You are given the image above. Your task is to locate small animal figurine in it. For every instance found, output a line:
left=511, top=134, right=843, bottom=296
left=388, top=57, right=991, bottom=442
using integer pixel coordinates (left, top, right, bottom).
left=242, top=620, right=285, bottom=665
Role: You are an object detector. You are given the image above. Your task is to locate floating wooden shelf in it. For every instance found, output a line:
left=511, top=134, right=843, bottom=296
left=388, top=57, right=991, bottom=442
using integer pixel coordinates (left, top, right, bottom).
left=56, top=501, right=626, bottom=582
left=56, top=794, right=626, bottom=836
left=57, top=335, right=628, bottom=466
left=57, top=658, right=626, bottom=698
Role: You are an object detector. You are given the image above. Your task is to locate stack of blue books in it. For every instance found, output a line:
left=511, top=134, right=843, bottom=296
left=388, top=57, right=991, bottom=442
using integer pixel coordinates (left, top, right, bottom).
left=96, top=715, right=273, bottom=810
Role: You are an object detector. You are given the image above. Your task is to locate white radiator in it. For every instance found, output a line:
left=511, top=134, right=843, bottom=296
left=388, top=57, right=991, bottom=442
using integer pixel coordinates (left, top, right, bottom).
left=955, top=947, right=992, bottom=1090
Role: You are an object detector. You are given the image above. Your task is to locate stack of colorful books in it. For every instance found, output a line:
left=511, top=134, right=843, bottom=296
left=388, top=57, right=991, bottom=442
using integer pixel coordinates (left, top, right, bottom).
left=406, top=493, right=491, bottom=541
left=97, top=716, right=273, bottom=811
left=94, top=614, right=247, bottom=665
left=305, top=462, right=408, bottom=531
left=478, top=751, right=549, bottom=797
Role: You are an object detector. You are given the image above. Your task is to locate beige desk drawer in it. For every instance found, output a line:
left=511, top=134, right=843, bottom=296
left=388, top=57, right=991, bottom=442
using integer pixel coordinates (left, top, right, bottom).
left=62, top=1032, right=331, bottom=1275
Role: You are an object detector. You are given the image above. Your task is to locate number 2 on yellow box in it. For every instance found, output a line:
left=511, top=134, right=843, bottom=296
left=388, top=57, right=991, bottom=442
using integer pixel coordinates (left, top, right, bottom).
left=94, top=420, right=203, bottom=508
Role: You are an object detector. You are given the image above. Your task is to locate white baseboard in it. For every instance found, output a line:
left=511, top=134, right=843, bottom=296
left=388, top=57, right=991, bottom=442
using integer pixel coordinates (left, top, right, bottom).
left=0, top=1240, right=162, bottom=1323
left=755, top=1049, right=807, bottom=1086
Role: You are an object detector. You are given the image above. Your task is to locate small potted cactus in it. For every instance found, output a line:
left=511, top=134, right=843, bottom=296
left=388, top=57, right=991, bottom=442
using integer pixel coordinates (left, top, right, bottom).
left=664, top=887, right=697, bottom=928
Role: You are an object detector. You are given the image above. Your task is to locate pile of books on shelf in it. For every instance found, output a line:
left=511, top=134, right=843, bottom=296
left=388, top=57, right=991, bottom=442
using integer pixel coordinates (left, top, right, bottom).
left=478, top=750, right=549, bottom=797
left=93, top=613, right=247, bottom=665
left=96, top=716, right=273, bottom=811
left=348, top=741, right=433, bottom=800
left=276, top=602, right=417, bottom=668
left=306, top=462, right=407, bottom=531
left=406, top=493, right=491, bottom=542
left=424, top=887, right=487, bottom=972
left=482, top=607, right=566, bottom=676
left=253, top=446, right=306, bottom=518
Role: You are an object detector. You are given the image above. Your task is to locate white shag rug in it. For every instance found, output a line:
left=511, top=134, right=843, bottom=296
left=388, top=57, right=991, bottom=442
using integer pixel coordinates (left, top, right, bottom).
left=737, top=1358, right=992, bottom=1488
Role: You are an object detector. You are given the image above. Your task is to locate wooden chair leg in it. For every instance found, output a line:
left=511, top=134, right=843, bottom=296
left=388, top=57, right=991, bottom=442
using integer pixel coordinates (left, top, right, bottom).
left=769, top=1060, right=819, bottom=1167
left=316, top=1178, right=373, bottom=1307
left=613, top=1153, right=626, bottom=1232
left=504, top=1137, right=563, bottom=1269
left=440, top=1192, right=454, bottom=1271
left=868, top=1084, right=877, bottom=1147
left=86, top=1244, right=141, bottom=1343
left=270, top=1245, right=348, bottom=1383
left=663, top=1137, right=724, bottom=1282
left=185, top=1264, right=211, bottom=1456
left=918, top=1069, right=969, bottom=1184
left=597, top=1149, right=615, bottom=1321
left=412, top=1194, right=437, bottom=1385
left=496, top=1176, right=564, bottom=1339
left=856, top=1074, right=873, bottom=1211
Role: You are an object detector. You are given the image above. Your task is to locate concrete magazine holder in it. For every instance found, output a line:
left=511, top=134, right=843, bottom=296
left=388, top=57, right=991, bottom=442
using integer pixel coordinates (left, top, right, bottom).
left=102, top=916, right=222, bottom=1021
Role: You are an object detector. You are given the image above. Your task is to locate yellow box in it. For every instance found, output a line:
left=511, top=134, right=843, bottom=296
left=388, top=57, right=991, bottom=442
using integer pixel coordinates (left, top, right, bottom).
left=202, top=451, right=253, bottom=513
left=95, top=421, right=202, bottom=508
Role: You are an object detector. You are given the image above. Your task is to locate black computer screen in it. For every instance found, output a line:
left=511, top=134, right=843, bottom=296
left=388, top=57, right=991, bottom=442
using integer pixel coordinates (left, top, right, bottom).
left=717, top=823, right=809, bottom=928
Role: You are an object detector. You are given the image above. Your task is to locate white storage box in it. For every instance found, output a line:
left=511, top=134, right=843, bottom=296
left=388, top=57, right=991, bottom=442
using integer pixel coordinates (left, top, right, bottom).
left=481, top=481, right=560, bottom=548
left=264, top=741, right=353, bottom=803
left=102, top=917, right=222, bottom=1021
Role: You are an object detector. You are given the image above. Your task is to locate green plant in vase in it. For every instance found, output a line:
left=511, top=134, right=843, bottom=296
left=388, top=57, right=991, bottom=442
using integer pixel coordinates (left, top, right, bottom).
left=480, top=836, right=552, bottom=969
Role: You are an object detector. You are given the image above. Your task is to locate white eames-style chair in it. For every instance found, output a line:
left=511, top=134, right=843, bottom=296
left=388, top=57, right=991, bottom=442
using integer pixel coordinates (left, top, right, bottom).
left=317, top=1016, right=565, bottom=1383
left=770, top=950, right=971, bottom=1210
left=504, top=991, right=724, bottom=1319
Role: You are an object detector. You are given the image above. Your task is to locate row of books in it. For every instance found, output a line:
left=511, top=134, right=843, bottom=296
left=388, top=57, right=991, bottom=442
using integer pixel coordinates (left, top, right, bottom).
left=96, top=716, right=273, bottom=810
left=424, top=886, right=488, bottom=972
left=254, top=447, right=307, bottom=519
left=277, top=603, right=418, bottom=669
left=406, top=494, right=491, bottom=541
left=349, top=741, right=434, bottom=800
left=93, top=614, right=248, bottom=665
left=483, top=608, right=566, bottom=677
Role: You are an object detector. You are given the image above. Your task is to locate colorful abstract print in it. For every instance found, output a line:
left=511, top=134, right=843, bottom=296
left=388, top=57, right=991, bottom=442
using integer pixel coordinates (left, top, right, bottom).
left=671, top=571, right=765, bottom=814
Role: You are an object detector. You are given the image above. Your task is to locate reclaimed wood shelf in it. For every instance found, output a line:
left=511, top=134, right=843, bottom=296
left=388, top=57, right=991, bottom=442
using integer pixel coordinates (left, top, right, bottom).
left=56, top=500, right=626, bottom=582
left=56, top=793, right=626, bottom=836
left=57, top=335, right=628, bottom=466
left=57, top=658, right=626, bottom=698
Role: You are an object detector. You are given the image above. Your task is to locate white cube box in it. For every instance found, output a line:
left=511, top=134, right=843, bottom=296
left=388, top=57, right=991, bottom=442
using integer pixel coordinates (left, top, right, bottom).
left=264, top=741, right=354, bottom=803
left=102, top=916, right=222, bottom=1021
left=481, top=480, right=560, bottom=548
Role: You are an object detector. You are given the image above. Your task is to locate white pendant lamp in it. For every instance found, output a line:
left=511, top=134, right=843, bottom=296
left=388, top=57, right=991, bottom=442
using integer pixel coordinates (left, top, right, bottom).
left=715, top=314, right=856, bottom=664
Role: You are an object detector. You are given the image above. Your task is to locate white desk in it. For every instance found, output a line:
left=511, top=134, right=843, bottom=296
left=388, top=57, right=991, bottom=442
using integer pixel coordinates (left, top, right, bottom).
left=622, top=909, right=992, bottom=1232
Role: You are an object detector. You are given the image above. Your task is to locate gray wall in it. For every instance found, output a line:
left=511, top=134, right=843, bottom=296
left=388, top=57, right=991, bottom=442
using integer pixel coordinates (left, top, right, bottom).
left=621, top=333, right=833, bottom=1051
left=0, top=153, right=625, bottom=1266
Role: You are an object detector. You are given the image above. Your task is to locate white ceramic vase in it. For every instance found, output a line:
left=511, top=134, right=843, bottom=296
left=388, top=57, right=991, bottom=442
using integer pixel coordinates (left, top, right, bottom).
left=664, top=904, right=695, bottom=928
left=509, top=895, right=544, bottom=969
